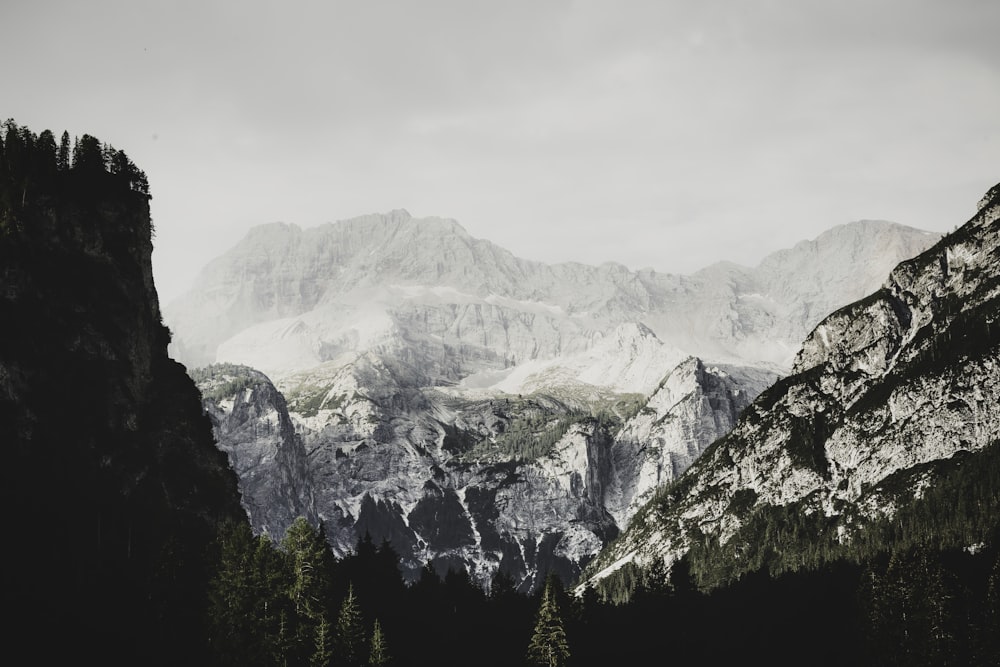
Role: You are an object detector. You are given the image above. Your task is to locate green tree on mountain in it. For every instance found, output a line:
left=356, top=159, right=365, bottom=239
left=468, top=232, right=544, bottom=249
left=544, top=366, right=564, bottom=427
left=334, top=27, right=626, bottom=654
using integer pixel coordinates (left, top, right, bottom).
left=368, top=618, right=390, bottom=667
left=283, top=517, right=336, bottom=664
left=335, top=582, right=366, bottom=667
left=284, top=517, right=335, bottom=619
left=311, top=613, right=334, bottom=667
left=206, top=520, right=261, bottom=664
left=207, top=520, right=292, bottom=666
left=527, top=575, right=571, bottom=667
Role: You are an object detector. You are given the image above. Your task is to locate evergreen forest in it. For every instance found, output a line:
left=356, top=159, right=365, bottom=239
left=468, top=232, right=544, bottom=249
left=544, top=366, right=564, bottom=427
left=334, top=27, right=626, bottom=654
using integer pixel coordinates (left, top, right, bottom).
left=203, top=511, right=1000, bottom=666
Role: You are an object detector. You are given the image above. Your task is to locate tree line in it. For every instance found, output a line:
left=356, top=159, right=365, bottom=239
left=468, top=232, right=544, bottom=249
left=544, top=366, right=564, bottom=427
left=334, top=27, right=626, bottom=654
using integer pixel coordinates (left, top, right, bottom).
left=207, top=516, right=578, bottom=666
left=212, top=505, right=1000, bottom=666
left=0, top=119, right=149, bottom=230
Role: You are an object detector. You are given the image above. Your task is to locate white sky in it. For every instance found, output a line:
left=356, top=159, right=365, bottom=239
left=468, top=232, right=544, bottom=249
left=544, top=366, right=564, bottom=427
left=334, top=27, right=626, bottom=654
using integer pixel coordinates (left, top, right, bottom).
left=5, top=0, right=999, bottom=304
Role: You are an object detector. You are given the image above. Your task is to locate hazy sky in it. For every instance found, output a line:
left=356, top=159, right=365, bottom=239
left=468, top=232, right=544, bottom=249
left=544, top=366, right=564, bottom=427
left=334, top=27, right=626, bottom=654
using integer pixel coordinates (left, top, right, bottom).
left=6, top=0, right=999, bottom=303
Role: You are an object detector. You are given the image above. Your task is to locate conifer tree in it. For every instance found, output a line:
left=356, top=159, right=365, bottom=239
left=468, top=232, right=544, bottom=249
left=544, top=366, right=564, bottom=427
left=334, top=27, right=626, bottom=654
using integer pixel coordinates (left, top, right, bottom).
left=57, top=131, right=70, bottom=171
left=311, top=613, right=333, bottom=667
left=282, top=517, right=336, bottom=664
left=273, top=609, right=293, bottom=667
left=207, top=520, right=291, bottom=666
left=527, top=576, right=571, bottom=667
left=865, top=552, right=909, bottom=665
left=283, top=517, right=334, bottom=622
left=253, top=533, right=295, bottom=663
left=335, top=582, right=366, bottom=667
left=34, top=130, right=57, bottom=180
left=206, top=519, right=260, bottom=665
left=368, top=618, right=390, bottom=667
left=73, top=134, right=104, bottom=175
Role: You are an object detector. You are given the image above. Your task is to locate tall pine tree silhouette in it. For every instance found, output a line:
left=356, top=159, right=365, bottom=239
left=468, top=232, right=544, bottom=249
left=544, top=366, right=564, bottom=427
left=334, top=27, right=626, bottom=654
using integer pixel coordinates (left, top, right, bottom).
left=527, top=575, right=571, bottom=667
left=335, top=582, right=366, bottom=667
left=368, top=618, right=390, bottom=667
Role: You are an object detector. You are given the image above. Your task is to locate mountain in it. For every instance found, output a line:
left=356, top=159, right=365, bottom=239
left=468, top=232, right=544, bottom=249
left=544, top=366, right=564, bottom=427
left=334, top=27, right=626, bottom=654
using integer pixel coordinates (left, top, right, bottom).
left=0, top=122, right=246, bottom=664
left=604, top=358, right=776, bottom=526
left=166, top=212, right=937, bottom=380
left=166, top=210, right=939, bottom=590
left=193, top=363, right=319, bottom=534
left=581, top=182, right=1000, bottom=594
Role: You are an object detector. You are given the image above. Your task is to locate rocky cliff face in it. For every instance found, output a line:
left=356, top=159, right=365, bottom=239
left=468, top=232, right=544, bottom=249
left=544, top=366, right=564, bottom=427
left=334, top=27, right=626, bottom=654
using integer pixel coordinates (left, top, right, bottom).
left=582, top=182, right=1000, bottom=589
left=0, top=127, right=245, bottom=665
left=192, top=364, right=318, bottom=537
left=605, top=358, right=777, bottom=526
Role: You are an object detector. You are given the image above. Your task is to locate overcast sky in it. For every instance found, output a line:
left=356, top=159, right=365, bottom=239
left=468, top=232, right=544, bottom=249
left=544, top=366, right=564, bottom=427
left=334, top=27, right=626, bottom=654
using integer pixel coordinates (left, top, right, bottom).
left=6, top=0, right=999, bottom=303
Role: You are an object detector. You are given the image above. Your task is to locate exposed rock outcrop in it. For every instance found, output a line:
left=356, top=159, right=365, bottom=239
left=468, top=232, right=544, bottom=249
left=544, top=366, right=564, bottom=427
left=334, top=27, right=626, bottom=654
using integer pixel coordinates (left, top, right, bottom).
left=582, top=182, right=1000, bottom=589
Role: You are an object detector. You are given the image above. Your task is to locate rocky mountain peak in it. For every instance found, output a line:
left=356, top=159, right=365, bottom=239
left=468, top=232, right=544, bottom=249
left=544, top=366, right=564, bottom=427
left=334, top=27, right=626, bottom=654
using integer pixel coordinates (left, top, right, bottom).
left=581, top=181, right=1000, bottom=591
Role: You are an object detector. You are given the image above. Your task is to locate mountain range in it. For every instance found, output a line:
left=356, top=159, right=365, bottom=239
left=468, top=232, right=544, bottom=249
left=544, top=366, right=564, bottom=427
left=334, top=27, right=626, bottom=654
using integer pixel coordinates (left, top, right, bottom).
left=165, top=210, right=940, bottom=589
left=8, top=117, right=999, bottom=664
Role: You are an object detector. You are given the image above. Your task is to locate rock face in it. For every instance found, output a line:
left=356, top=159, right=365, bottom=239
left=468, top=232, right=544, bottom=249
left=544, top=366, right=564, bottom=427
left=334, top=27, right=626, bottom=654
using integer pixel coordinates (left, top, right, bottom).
left=582, top=182, right=1000, bottom=588
left=0, top=129, right=245, bottom=665
left=192, top=364, right=318, bottom=537
left=172, top=209, right=939, bottom=591
left=605, top=358, right=776, bottom=526
left=196, top=359, right=624, bottom=588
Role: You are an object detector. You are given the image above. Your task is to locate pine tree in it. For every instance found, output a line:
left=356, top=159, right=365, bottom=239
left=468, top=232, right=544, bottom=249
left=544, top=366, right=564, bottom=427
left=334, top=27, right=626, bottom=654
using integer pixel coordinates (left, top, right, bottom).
left=310, top=612, right=333, bottom=667
left=283, top=517, right=334, bottom=622
left=253, top=533, right=294, bottom=659
left=34, top=130, right=57, bottom=185
left=368, top=618, right=390, bottom=667
left=206, top=520, right=292, bottom=666
left=490, top=569, right=518, bottom=600
left=526, top=576, right=571, bottom=667
left=335, top=582, right=366, bottom=667
left=282, top=517, right=336, bottom=664
left=73, top=134, right=104, bottom=175
left=206, top=519, right=260, bottom=666
left=57, top=131, right=70, bottom=171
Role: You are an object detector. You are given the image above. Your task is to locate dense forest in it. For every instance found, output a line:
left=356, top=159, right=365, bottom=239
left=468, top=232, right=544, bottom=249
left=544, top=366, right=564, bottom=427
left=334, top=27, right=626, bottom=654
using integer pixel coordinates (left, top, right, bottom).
left=204, top=507, right=1000, bottom=666
left=0, top=119, right=149, bottom=216
left=3, top=119, right=999, bottom=666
